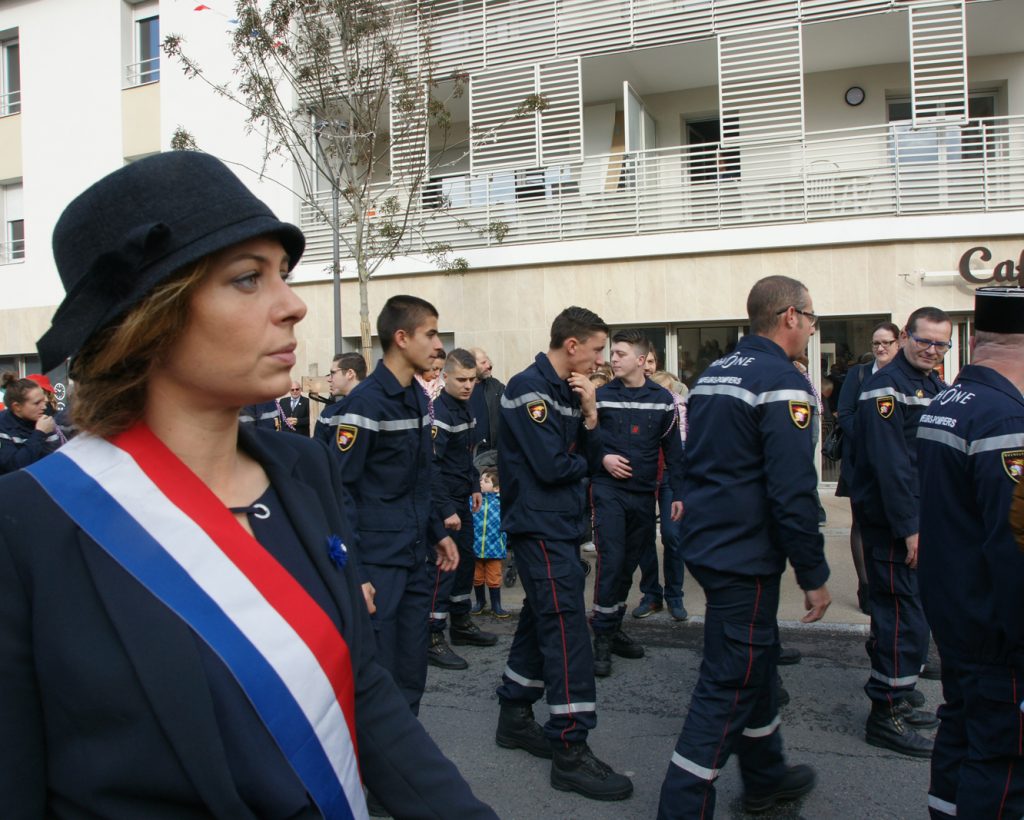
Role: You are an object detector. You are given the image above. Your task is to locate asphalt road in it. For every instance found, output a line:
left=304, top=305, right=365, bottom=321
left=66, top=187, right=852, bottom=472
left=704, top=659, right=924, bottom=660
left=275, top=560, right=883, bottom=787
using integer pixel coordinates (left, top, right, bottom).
left=418, top=614, right=936, bottom=819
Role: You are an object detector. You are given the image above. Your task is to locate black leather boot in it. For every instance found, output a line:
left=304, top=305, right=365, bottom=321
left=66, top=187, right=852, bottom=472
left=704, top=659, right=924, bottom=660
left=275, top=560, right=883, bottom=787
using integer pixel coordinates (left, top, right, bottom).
left=593, top=634, right=612, bottom=677
left=550, top=742, right=633, bottom=801
left=865, top=701, right=933, bottom=757
left=895, top=697, right=939, bottom=729
left=610, top=628, right=644, bottom=659
left=495, top=702, right=552, bottom=759
left=427, top=630, right=468, bottom=670
left=743, top=764, right=816, bottom=813
left=450, top=613, right=498, bottom=646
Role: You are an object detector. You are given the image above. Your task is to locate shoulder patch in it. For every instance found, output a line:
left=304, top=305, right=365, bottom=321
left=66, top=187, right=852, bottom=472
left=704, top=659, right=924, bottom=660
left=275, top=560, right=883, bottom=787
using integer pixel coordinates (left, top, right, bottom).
left=336, top=424, right=358, bottom=452
left=527, top=399, right=548, bottom=424
left=876, top=396, right=895, bottom=419
left=1002, top=450, right=1024, bottom=483
left=788, top=400, right=811, bottom=430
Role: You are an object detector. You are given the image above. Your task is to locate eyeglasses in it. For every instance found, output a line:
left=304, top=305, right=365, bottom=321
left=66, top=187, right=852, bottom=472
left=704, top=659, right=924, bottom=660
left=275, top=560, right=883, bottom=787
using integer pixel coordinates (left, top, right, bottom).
left=775, top=306, right=818, bottom=326
left=909, top=333, right=952, bottom=353
left=871, top=339, right=897, bottom=349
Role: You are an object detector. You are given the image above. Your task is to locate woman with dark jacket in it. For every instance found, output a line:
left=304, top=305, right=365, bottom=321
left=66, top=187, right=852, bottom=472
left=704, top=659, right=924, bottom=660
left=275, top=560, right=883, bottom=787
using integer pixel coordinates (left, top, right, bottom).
left=834, top=320, right=900, bottom=614
left=0, top=152, right=495, bottom=820
left=0, top=373, right=57, bottom=474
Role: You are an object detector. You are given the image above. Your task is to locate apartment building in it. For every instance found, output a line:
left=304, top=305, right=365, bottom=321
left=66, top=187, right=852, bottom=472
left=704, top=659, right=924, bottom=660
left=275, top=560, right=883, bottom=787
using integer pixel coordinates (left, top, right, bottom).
left=1, top=0, right=1022, bottom=478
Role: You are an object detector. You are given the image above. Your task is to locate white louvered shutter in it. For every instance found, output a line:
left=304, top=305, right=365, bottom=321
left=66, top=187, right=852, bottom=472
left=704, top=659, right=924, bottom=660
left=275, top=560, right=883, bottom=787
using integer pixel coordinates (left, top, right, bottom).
left=483, top=0, right=556, bottom=69
left=470, top=65, right=540, bottom=172
left=718, top=24, right=804, bottom=144
left=390, top=84, right=429, bottom=184
left=538, top=58, right=582, bottom=164
left=909, top=0, right=967, bottom=125
left=714, top=0, right=798, bottom=31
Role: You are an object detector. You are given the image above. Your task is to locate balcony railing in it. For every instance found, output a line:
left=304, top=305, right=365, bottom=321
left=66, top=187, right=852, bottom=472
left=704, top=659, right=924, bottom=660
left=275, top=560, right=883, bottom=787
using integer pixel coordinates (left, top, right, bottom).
left=125, top=57, right=160, bottom=87
left=299, top=115, right=1024, bottom=265
left=0, top=238, right=25, bottom=264
left=0, top=88, right=20, bottom=116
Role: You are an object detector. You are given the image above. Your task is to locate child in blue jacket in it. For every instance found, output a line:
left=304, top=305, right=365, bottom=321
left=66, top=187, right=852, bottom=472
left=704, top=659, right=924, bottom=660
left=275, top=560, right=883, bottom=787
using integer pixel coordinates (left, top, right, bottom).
left=471, top=467, right=509, bottom=617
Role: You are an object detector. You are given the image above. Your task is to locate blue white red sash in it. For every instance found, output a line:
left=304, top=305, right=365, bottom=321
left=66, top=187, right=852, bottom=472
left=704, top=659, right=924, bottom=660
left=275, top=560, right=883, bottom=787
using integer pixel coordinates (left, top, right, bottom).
left=26, top=425, right=367, bottom=820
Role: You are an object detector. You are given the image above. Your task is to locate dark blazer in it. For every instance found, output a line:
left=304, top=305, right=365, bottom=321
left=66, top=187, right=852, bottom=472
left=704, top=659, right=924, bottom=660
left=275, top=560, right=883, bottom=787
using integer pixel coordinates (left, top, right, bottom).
left=282, top=394, right=311, bottom=436
left=0, top=426, right=495, bottom=819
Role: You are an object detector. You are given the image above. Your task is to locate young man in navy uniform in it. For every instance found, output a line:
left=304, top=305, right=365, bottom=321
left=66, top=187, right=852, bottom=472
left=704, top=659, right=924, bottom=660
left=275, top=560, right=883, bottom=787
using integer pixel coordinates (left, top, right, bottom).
left=319, top=295, right=457, bottom=717
left=494, top=306, right=633, bottom=801
left=917, top=286, right=1024, bottom=818
left=853, top=306, right=952, bottom=757
left=590, top=329, right=683, bottom=676
left=428, top=348, right=498, bottom=670
left=658, top=275, right=830, bottom=818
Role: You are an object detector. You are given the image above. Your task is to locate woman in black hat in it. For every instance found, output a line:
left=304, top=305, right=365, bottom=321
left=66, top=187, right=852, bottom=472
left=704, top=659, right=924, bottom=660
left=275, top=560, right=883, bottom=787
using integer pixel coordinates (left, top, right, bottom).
left=0, top=152, right=495, bottom=820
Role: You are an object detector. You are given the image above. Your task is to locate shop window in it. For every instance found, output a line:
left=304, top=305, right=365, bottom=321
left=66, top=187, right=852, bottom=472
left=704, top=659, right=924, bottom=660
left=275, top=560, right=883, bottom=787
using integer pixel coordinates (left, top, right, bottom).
left=675, top=324, right=739, bottom=388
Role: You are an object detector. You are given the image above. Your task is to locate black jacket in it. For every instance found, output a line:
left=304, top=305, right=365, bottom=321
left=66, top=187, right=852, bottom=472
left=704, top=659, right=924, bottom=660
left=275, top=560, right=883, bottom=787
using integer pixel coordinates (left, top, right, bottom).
left=0, top=426, right=495, bottom=819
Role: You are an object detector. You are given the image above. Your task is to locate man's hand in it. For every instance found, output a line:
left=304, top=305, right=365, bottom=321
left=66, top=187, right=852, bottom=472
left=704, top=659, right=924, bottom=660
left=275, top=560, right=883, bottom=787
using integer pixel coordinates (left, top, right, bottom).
left=470, top=492, right=482, bottom=513
left=361, top=581, right=377, bottom=615
left=286, top=416, right=298, bottom=426
left=801, top=584, right=831, bottom=623
left=568, top=371, right=597, bottom=419
left=443, top=512, right=461, bottom=531
left=435, top=537, right=459, bottom=572
left=905, top=533, right=919, bottom=569
left=670, top=500, right=684, bottom=521
left=36, top=416, right=55, bottom=434
left=602, top=454, right=633, bottom=479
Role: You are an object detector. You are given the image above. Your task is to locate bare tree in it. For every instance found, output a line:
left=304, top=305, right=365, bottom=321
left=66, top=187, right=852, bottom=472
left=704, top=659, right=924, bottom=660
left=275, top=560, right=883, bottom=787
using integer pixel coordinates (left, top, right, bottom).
left=166, top=0, right=536, bottom=360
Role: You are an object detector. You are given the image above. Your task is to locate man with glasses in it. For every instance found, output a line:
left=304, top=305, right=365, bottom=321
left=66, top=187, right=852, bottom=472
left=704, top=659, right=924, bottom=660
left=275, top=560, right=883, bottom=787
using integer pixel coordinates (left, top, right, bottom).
left=314, top=353, right=367, bottom=445
left=853, top=306, right=952, bottom=757
left=281, top=380, right=310, bottom=436
left=658, top=276, right=830, bottom=818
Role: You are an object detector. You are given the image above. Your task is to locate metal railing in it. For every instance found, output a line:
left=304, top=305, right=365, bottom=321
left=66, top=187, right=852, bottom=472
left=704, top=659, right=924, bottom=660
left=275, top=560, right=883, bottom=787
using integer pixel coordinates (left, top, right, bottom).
left=124, top=57, right=160, bottom=87
left=299, top=115, right=1024, bottom=265
left=0, top=89, right=20, bottom=116
left=0, top=238, right=25, bottom=264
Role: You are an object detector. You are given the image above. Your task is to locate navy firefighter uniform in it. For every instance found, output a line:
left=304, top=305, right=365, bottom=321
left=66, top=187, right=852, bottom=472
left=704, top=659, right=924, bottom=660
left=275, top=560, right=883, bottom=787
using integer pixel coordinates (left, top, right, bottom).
left=658, top=335, right=828, bottom=819
left=918, top=361, right=1024, bottom=818
left=0, top=408, right=59, bottom=475
left=590, top=378, right=683, bottom=647
left=240, top=400, right=286, bottom=430
left=496, top=353, right=603, bottom=744
left=319, top=359, right=444, bottom=715
left=852, top=348, right=944, bottom=709
left=429, top=389, right=485, bottom=635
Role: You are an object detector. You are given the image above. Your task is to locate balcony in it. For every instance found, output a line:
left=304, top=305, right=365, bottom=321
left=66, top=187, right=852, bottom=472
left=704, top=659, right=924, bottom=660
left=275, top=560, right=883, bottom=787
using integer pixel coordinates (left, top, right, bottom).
left=0, top=237, right=24, bottom=264
left=299, top=114, right=1024, bottom=265
left=0, top=88, right=19, bottom=117
left=124, top=57, right=160, bottom=88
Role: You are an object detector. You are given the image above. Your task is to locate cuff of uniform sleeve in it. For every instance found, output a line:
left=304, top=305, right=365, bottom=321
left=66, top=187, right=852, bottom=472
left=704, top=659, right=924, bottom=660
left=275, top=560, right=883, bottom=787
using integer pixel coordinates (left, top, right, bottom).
left=891, top=517, right=918, bottom=540
left=795, top=561, right=830, bottom=592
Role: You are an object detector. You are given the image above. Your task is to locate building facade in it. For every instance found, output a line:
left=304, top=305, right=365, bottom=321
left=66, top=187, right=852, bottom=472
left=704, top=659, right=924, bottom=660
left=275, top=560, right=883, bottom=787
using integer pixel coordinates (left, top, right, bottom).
left=1, top=0, right=1022, bottom=478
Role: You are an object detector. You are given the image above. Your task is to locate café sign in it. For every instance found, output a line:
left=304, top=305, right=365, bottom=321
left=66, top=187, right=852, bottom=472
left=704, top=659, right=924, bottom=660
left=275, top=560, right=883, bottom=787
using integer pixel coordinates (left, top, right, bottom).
left=958, top=246, right=1024, bottom=285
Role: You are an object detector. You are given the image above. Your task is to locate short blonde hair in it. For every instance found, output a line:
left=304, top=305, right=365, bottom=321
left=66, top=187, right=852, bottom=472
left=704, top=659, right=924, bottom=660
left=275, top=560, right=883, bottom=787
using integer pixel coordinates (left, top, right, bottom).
left=70, top=259, right=211, bottom=438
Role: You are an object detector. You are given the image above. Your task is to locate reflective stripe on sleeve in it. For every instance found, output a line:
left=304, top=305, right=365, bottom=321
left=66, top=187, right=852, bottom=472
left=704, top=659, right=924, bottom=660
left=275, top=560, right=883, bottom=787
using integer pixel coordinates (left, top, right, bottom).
left=859, top=387, right=933, bottom=407
left=501, top=391, right=579, bottom=418
left=689, top=384, right=816, bottom=408
left=595, top=400, right=675, bottom=412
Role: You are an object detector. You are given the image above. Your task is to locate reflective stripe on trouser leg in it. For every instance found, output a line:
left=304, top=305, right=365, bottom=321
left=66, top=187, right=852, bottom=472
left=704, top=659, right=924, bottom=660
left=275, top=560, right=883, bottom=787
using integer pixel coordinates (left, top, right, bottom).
left=497, top=536, right=596, bottom=744
left=956, top=664, right=1024, bottom=818
left=591, top=483, right=628, bottom=635
left=448, top=506, right=477, bottom=617
left=658, top=567, right=785, bottom=820
left=930, top=657, right=964, bottom=819
left=862, top=526, right=929, bottom=703
left=428, top=559, right=456, bottom=633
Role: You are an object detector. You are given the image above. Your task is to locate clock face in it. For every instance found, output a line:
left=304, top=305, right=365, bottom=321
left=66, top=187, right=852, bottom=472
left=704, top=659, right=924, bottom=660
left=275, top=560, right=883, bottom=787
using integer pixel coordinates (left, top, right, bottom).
left=845, top=86, right=866, bottom=106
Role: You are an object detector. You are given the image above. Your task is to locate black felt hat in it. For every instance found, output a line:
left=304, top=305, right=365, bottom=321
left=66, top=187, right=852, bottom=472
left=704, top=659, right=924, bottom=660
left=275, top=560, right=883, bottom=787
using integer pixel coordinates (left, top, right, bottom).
left=975, top=286, right=1024, bottom=334
left=38, top=151, right=305, bottom=371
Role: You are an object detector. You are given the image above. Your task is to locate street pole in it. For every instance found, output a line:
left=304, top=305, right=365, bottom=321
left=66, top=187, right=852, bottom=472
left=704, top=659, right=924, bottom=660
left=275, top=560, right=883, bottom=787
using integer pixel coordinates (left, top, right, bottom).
left=332, top=185, right=342, bottom=354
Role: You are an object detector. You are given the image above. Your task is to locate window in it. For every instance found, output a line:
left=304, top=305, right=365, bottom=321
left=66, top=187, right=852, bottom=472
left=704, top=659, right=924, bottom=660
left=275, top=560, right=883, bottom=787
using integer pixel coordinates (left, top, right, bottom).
left=126, top=2, right=159, bottom=86
left=2, top=183, right=23, bottom=263
left=888, top=94, right=997, bottom=164
left=1, top=37, right=19, bottom=115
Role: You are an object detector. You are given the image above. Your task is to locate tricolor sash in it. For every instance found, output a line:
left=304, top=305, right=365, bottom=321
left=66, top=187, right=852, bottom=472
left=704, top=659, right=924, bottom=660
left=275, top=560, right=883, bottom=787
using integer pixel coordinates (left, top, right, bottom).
left=26, top=424, right=367, bottom=820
